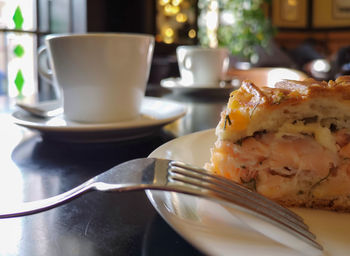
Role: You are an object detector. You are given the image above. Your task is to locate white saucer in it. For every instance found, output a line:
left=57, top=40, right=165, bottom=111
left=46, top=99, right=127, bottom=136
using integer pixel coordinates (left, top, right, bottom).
left=160, top=77, right=239, bottom=95
left=12, top=97, right=186, bottom=143
left=147, top=129, right=350, bottom=256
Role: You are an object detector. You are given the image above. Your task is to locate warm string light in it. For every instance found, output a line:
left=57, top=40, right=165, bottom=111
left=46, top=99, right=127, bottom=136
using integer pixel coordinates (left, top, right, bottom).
left=172, top=0, right=183, bottom=6
left=188, top=29, right=196, bottom=38
left=157, top=0, right=195, bottom=44
left=159, top=0, right=170, bottom=6
left=164, top=4, right=180, bottom=15
left=162, top=26, right=174, bottom=44
left=176, top=12, right=187, bottom=23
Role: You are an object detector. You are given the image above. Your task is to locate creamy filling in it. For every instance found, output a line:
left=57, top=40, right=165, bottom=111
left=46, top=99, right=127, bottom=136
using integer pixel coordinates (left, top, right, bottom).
left=208, top=127, right=350, bottom=199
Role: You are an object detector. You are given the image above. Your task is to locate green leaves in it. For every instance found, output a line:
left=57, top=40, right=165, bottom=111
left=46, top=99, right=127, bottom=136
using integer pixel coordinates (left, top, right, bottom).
left=198, top=0, right=276, bottom=62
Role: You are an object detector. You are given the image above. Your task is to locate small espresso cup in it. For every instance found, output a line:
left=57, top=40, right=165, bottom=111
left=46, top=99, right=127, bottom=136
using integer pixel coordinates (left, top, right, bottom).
left=38, top=33, right=154, bottom=123
left=176, top=46, right=229, bottom=87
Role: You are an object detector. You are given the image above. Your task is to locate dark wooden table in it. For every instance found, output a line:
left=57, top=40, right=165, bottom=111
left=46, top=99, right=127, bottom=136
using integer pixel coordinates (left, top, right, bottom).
left=0, top=86, right=230, bottom=256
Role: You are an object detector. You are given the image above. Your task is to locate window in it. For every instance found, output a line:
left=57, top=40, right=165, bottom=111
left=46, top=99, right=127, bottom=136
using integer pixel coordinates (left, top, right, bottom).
left=0, top=0, right=38, bottom=98
left=0, top=0, right=85, bottom=101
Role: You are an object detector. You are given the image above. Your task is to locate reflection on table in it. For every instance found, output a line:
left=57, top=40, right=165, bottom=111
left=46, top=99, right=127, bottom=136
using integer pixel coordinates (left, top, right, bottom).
left=0, top=87, right=230, bottom=256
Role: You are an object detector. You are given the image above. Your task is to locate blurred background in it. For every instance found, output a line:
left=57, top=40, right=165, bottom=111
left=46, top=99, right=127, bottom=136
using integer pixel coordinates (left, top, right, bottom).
left=0, top=0, right=350, bottom=100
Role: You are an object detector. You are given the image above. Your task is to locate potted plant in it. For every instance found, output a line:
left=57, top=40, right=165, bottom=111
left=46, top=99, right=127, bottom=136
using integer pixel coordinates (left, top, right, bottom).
left=197, top=0, right=276, bottom=65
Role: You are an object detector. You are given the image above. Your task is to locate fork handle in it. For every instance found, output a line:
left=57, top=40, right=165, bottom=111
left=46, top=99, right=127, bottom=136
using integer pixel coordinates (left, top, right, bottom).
left=0, top=180, right=95, bottom=218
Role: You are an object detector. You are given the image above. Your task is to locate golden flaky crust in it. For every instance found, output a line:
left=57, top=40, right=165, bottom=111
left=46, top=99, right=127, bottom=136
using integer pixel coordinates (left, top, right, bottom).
left=216, top=76, right=350, bottom=142
left=238, top=75, right=350, bottom=108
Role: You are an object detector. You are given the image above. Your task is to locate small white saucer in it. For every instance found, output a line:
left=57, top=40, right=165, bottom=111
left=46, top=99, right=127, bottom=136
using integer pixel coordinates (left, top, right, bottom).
left=12, top=97, right=186, bottom=143
left=160, top=77, right=239, bottom=95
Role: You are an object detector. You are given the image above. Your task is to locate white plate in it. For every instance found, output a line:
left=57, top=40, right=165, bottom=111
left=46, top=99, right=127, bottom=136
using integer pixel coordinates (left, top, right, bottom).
left=12, top=97, right=186, bottom=143
left=160, top=77, right=238, bottom=95
left=147, top=129, right=350, bottom=256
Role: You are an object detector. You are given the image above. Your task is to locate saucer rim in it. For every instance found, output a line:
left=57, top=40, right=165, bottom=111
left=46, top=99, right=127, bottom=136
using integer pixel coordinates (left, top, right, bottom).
left=12, top=96, right=186, bottom=132
left=160, top=77, right=228, bottom=89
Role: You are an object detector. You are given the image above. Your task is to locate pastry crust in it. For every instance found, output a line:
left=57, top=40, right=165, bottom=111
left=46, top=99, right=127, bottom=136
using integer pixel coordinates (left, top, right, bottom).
left=207, top=76, right=350, bottom=212
left=216, top=76, right=350, bottom=143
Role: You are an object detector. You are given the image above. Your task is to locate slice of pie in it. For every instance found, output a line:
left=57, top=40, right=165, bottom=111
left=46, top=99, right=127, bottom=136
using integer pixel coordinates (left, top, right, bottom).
left=205, top=76, right=350, bottom=211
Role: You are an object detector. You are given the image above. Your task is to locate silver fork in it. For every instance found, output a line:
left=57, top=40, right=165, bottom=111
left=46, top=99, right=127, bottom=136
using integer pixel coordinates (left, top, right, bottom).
left=0, top=158, right=322, bottom=253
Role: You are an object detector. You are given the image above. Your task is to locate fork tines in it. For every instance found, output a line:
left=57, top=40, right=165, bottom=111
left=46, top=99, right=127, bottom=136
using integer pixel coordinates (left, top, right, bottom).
left=167, top=160, right=323, bottom=251
left=171, top=161, right=305, bottom=223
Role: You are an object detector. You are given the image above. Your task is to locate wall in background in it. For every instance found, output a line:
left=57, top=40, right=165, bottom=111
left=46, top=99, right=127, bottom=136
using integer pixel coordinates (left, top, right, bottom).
left=271, top=0, right=350, bottom=57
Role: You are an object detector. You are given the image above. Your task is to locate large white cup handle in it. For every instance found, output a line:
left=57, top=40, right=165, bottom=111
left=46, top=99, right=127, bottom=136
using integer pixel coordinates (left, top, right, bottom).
left=38, top=46, right=53, bottom=83
left=38, top=46, right=62, bottom=100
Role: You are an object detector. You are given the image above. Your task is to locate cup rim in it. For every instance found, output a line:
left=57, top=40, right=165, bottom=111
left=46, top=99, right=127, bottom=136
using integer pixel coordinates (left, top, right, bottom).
left=45, top=32, right=154, bottom=41
left=176, top=45, right=228, bottom=52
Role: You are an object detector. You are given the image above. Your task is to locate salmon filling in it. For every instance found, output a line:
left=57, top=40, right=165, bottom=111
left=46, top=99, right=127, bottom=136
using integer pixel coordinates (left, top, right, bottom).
left=207, top=129, right=350, bottom=201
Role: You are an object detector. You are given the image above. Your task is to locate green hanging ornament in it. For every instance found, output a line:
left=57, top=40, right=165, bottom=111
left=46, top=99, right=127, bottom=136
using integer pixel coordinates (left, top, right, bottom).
left=13, top=6, right=24, bottom=30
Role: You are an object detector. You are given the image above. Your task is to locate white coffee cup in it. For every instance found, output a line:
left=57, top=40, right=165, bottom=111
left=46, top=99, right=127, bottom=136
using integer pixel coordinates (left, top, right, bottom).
left=38, top=33, right=154, bottom=123
left=176, top=46, right=229, bottom=87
